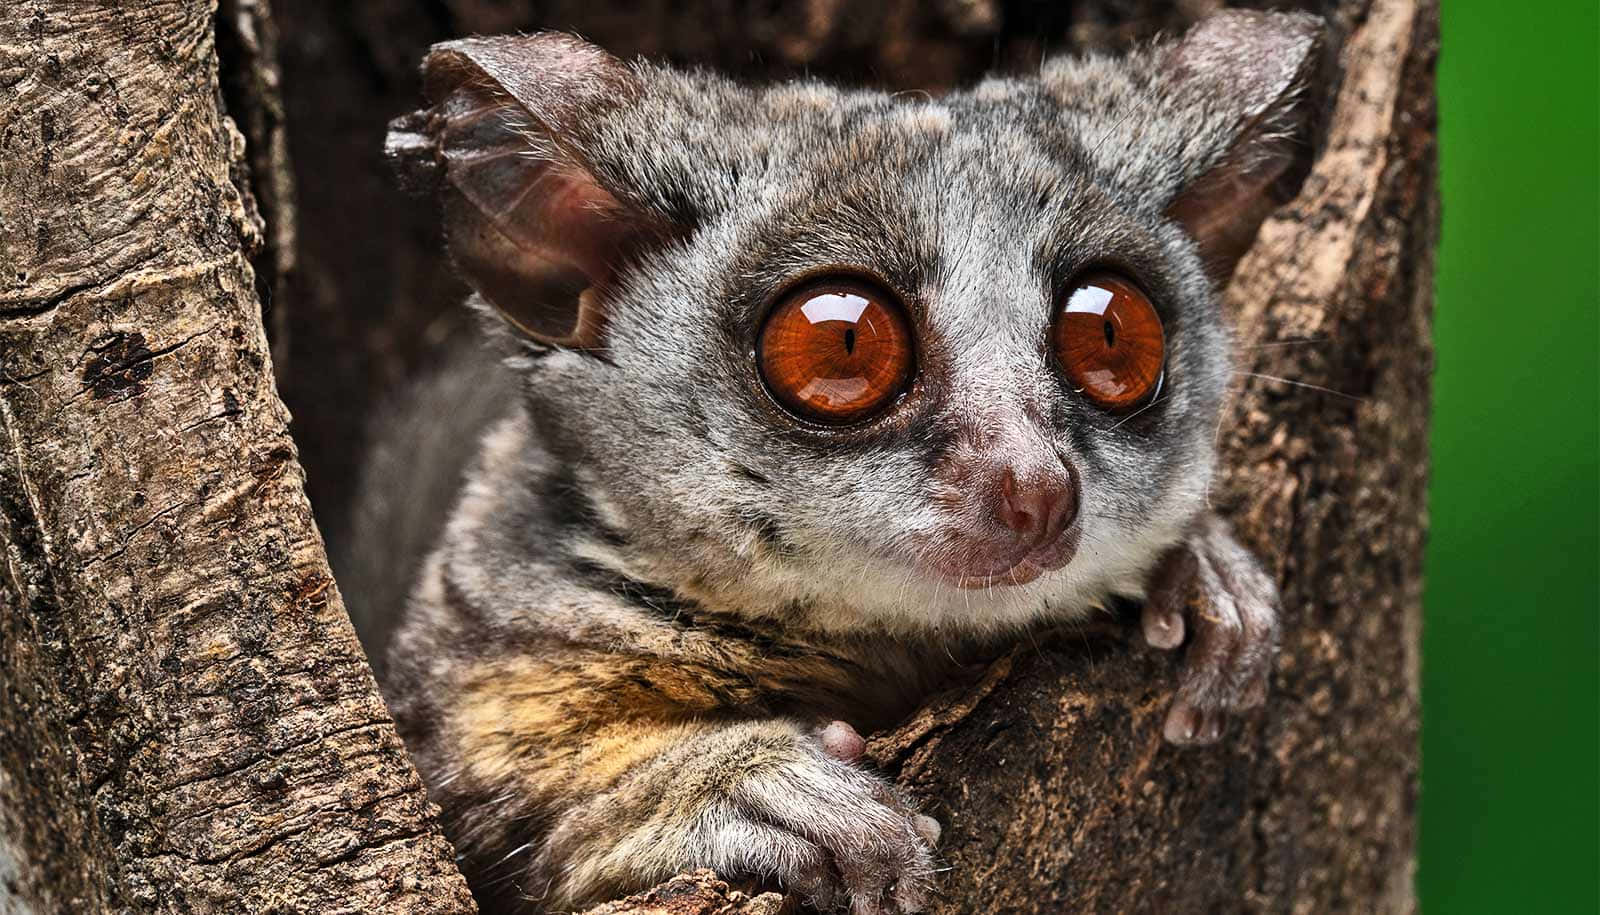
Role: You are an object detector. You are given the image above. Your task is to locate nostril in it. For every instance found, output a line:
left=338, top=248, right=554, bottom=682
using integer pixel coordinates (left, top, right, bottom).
left=994, top=466, right=1078, bottom=547
left=995, top=468, right=1044, bottom=542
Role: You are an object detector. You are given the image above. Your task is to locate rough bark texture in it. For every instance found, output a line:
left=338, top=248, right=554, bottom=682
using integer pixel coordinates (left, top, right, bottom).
left=0, top=1, right=473, bottom=911
left=577, top=871, right=784, bottom=915
left=1, top=0, right=1432, bottom=911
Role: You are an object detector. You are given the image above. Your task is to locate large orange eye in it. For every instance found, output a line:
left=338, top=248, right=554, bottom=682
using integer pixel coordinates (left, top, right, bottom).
left=758, top=279, right=915, bottom=424
left=1053, top=272, right=1165, bottom=410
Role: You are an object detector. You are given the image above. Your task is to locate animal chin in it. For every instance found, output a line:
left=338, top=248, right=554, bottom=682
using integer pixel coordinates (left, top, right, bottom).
left=922, top=526, right=1081, bottom=591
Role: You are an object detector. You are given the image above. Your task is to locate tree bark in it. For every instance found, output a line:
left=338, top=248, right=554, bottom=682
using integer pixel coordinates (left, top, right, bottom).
left=0, top=2, right=473, bottom=911
left=1, top=0, right=1433, bottom=911
left=577, top=871, right=784, bottom=915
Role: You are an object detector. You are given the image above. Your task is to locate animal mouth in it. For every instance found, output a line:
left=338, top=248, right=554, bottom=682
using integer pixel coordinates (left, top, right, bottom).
left=925, top=523, right=1081, bottom=590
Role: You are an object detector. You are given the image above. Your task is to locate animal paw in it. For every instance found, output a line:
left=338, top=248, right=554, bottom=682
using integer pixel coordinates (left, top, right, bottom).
left=698, top=720, right=938, bottom=914
left=1141, top=514, right=1281, bottom=746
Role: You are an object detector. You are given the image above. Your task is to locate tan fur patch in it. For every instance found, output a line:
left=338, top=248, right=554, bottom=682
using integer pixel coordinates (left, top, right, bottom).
left=452, top=652, right=754, bottom=799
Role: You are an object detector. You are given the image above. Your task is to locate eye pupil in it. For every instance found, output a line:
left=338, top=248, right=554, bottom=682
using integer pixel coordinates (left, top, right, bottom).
left=758, top=279, right=914, bottom=424
left=1053, top=272, right=1164, bottom=411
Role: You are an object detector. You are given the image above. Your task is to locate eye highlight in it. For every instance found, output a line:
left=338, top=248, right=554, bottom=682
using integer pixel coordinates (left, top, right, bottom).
left=758, top=278, right=915, bottom=424
left=1053, top=272, right=1165, bottom=411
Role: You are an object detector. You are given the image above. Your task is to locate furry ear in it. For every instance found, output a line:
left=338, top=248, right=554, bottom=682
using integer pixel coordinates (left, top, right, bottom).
left=1160, top=11, right=1325, bottom=283
left=386, top=34, right=668, bottom=349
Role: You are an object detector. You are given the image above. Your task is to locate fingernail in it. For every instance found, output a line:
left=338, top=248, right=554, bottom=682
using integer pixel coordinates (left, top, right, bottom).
left=1163, top=703, right=1198, bottom=744
left=912, top=814, right=942, bottom=847
left=1144, top=611, right=1185, bottom=649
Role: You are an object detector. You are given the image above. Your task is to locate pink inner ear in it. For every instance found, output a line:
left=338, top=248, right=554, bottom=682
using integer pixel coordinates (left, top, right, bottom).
left=404, top=33, right=655, bottom=350
left=445, top=155, right=634, bottom=347
left=431, top=90, right=645, bottom=347
left=506, top=164, right=633, bottom=289
left=1161, top=11, right=1322, bottom=284
left=441, top=96, right=634, bottom=282
left=1165, top=141, right=1299, bottom=284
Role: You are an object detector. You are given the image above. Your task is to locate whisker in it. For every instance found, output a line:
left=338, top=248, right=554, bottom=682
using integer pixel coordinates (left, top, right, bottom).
left=1241, top=337, right=1328, bottom=348
left=1107, top=390, right=1167, bottom=431
left=1234, top=371, right=1365, bottom=402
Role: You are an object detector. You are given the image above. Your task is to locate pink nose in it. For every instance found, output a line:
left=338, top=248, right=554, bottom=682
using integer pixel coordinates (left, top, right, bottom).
left=995, top=465, right=1077, bottom=548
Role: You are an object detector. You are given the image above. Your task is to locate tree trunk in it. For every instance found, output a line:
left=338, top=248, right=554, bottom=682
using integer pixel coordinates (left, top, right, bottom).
left=2, top=0, right=1433, bottom=911
left=0, top=2, right=473, bottom=910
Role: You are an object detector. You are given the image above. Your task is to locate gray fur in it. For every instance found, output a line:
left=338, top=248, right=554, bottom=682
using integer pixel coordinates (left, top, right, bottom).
left=335, top=337, right=518, bottom=667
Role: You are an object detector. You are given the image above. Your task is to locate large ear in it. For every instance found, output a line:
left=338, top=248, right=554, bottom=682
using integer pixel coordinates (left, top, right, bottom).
left=1161, top=11, right=1325, bottom=284
left=386, top=34, right=667, bottom=349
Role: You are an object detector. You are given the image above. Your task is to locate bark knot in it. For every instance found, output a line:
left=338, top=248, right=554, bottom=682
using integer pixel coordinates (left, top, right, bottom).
left=81, top=331, right=155, bottom=401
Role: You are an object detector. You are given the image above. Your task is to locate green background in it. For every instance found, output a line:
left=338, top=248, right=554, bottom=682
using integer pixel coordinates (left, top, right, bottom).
left=1424, top=0, right=1599, bottom=910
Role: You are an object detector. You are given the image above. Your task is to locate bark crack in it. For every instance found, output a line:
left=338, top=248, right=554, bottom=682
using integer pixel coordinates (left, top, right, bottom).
left=158, top=719, right=391, bottom=794
left=81, top=499, right=193, bottom=568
